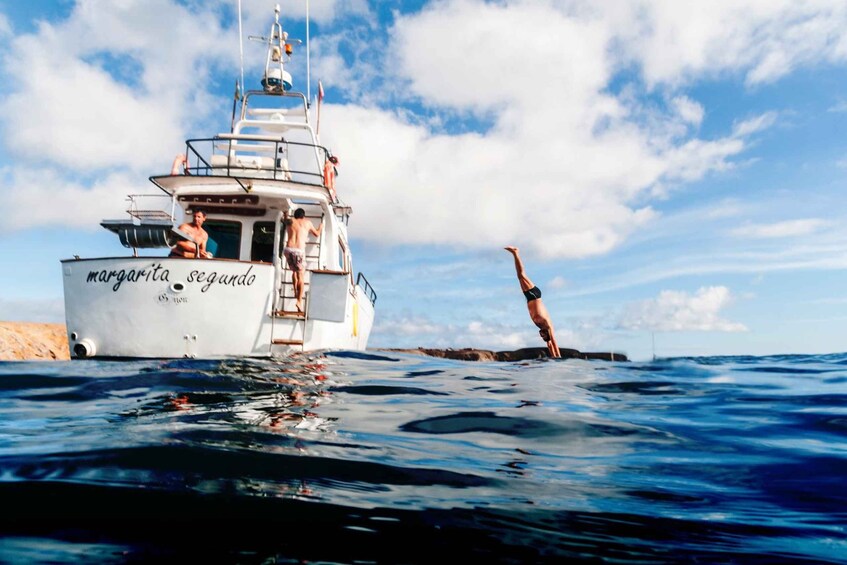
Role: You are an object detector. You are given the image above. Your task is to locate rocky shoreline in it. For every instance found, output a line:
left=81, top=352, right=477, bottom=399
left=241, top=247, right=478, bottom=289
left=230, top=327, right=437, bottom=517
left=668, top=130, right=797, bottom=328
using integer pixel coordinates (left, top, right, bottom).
left=0, top=322, right=626, bottom=362
left=381, top=347, right=627, bottom=362
left=0, top=322, right=70, bottom=361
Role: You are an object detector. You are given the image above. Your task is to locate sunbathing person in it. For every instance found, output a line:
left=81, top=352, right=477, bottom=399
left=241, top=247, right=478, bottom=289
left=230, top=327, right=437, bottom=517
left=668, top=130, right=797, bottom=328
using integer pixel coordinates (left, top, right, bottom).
left=170, top=209, right=212, bottom=258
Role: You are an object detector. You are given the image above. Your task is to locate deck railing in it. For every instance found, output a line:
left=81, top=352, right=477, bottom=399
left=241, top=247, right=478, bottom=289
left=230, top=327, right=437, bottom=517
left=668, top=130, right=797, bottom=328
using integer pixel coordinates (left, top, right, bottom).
left=183, top=137, right=332, bottom=186
left=356, top=272, right=377, bottom=306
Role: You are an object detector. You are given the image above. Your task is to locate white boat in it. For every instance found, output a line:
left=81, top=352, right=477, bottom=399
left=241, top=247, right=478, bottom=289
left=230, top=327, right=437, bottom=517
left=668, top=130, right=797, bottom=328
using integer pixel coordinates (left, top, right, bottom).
left=61, top=5, right=376, bottom=359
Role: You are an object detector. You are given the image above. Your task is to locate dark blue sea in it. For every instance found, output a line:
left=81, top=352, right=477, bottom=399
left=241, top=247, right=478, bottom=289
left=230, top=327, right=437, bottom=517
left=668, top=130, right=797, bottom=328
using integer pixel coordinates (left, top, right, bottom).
left=1, top=352, right=846, bottom=564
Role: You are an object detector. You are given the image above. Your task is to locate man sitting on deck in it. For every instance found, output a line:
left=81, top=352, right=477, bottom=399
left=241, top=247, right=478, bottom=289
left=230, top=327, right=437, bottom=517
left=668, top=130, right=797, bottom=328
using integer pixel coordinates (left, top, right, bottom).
left=169, top=209, right=212, bottom=259
left=505, top=246, right=561, bottom=358
left=284, top=208, right=322, bottom=312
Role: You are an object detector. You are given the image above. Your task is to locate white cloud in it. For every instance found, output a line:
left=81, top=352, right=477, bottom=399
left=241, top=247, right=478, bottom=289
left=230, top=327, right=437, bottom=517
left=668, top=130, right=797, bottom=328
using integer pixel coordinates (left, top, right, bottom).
left=731, top=219, right=830, bottom=239
left=2, top=0, right=845, bottom=262
left=705, top=199, right=744, bottom=219
left=0, top=13, right=11, bottom=38
left=671, top=95, right=704, bottom=127
left=613, top=1, right=847, bottom=87
left=0, top=166, right=148, bottom=232
left=618, top=286, right=747, bottom=332
left=373, top=315, right=532, bottom=350
left=319, top=1, right=785, bottom=259
left=371, top=309, right=612, bottom=352
left=318, top=1, right=797, bottom=259
left=548, top=276, right=568, bottom=290
left=242, top=0, right=373, bottom=25
left=0, top=0, right=233, bottom=173
left=732, top=112, right=778, bottom=137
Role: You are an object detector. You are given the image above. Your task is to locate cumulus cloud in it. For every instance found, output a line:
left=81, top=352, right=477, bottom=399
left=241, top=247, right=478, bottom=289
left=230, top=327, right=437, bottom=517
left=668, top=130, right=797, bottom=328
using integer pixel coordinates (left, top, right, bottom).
left=732, top=112, right=778, bottom=137
left=0, top=13, right=11, bottom=38
left=618, top=286, right=747, bottom=332
left=373, top=314, right=542, bottom=350
left=2, top=0, right=845, bottom=262
left=671, top=96, right=705, bottom=127
left=0, top=0, right=232, bottom=173
left=371, top=310, right=608, bottom=351
left=548, top=276, right=568, bottom=290
left=613, top=1, right=847, bottom=87
left=320, top=1, right=794, bottom=259
left=0, top=166, right=150, bottom=232
left=730, top=218, right=831, bottom=239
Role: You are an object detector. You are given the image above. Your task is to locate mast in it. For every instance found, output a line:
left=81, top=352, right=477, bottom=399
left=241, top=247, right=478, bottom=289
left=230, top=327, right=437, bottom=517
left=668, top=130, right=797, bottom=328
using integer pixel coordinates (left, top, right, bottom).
left=306, top=0, right=311, bottom=107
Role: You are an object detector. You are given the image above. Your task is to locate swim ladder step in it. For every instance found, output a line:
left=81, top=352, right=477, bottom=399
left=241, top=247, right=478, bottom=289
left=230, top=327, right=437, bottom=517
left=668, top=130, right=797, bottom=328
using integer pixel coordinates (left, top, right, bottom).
left=272, top=339, right=304, bottom=346
left=273, top=310, right=305, bottom=319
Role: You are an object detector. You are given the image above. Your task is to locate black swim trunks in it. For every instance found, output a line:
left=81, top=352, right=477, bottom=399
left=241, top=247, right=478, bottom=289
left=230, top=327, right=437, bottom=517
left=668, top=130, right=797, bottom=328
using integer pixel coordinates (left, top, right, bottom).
left=523, top=286, right=542, bottom=302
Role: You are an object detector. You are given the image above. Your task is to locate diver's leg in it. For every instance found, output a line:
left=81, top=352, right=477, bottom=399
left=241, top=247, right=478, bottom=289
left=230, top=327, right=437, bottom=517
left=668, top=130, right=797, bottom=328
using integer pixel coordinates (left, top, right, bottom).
left=505, top=247, right=534, bottom=292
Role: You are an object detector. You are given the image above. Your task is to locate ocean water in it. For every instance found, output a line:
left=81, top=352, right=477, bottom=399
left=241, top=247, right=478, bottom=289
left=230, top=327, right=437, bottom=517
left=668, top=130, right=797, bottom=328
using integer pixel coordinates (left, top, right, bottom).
left=0, top=352, right=846, bottom=564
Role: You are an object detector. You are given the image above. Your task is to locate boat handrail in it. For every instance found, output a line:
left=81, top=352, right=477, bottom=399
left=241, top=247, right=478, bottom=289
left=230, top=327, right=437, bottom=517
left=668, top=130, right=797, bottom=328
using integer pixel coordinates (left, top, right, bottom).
left=240, top=90, right=309, bottom=123
left=216, top=133, right=288, bottom=141
left=356, top=272, right=377, bottom=306
left=234, top=118, right=312, bottom=133
left=247, top=107, right=306, bottom=118
left=182, top=137, right=334, bottom=191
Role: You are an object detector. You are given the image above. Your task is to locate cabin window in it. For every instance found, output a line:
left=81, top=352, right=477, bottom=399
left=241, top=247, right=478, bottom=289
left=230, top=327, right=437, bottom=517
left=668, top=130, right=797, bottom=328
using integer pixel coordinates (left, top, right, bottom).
left=203, top=220, right=242, bottom=260
left=338, top=237, right=350, bottom=273
left=251, top=221, right=277, bottom=263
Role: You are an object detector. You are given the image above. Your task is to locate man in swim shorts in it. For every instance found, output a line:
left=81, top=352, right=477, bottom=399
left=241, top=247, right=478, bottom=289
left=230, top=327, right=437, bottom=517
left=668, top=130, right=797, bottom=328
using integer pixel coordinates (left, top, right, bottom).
left=169, top=209, right=212, bottom=259
left=284, top=208, right=323, bottom=311
left=505, top=246, right=561, bottom=358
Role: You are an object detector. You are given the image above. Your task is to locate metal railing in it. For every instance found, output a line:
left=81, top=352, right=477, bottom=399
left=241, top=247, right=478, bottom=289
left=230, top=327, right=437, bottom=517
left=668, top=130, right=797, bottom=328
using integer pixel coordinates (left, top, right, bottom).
left=183, top=137, right=332, bottom=186
left=356, top=272, right=377, bottom=306
left=125, top=194, right=176, bottom=223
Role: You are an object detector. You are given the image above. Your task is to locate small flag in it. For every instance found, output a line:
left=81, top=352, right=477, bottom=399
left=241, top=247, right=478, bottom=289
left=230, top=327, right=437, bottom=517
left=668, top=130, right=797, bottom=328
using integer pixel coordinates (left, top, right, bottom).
left=317, top=80, right=324, bottom=136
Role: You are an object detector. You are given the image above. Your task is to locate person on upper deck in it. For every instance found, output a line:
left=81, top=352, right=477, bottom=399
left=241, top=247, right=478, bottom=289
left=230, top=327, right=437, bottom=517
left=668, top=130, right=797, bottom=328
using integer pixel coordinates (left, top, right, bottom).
left=505, top=246, right=561, bottom=358
left=323, top=155, right=339, bottom=202
left=169, top=209, right=212, bottom=259
left=284, top=208, right=322, bottom=312
left=170, top=153, right=190, bottom=175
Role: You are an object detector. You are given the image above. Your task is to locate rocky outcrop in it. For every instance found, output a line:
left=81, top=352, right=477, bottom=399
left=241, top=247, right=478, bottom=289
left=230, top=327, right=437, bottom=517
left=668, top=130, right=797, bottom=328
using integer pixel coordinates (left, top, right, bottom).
left=382, top=347, right=628, bottom=362
left=0, top=322, right=70, bottom=361
left=0, top=321, right=626, bottom=363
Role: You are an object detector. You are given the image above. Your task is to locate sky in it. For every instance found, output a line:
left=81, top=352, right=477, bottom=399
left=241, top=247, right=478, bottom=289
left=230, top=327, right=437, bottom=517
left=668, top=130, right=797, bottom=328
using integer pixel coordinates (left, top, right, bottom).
left=0, top=0, right=846, bottom=361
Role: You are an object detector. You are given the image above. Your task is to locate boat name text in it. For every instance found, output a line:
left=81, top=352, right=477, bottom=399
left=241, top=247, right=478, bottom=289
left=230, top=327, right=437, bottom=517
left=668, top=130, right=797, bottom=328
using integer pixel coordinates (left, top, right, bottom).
left=187, top=266, right=257, bottom=292
left=86, top=264, right=258, bottom=293
left=87, top=263, right=170, bottom=291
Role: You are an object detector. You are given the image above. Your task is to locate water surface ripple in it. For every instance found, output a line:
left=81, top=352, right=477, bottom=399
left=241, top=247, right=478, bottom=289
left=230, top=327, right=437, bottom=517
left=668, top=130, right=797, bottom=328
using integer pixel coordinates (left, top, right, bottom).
left=1, top=352, right=845, bottom=563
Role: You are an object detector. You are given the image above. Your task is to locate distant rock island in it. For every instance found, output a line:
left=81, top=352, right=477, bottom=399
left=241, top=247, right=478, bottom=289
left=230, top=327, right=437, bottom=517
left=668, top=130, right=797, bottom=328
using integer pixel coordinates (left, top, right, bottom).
left=382, top=347, right=627, bottom=362
left=0, top=322, right=627, bottom=362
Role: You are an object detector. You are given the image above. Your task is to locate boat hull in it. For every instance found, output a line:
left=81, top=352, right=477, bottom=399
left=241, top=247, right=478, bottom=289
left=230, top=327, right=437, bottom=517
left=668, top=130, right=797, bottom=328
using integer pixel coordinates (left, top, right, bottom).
left=62, top=257, right=275, bottom=358
left=61, top=257, right=373, bottom=358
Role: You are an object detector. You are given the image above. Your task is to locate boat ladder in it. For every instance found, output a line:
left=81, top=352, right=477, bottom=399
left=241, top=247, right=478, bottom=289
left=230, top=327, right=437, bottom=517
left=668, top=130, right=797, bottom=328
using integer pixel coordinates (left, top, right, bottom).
left=271, top=221, right=323, bottom=351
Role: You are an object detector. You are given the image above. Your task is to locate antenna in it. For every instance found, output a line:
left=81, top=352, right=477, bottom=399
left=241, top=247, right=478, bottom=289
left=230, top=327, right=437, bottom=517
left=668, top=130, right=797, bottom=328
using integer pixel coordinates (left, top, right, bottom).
left=306, top=0, right=311, bottom=107
left=248, top=3, right=302, bottom=94
left=237, top=0, right=244, bottom=95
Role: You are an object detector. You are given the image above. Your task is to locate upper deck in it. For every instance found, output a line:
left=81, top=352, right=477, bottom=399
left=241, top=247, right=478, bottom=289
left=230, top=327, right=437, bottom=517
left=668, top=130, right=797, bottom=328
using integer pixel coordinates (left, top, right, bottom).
left=151, top=89, right=340, bottom=206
